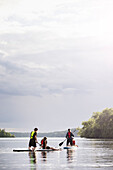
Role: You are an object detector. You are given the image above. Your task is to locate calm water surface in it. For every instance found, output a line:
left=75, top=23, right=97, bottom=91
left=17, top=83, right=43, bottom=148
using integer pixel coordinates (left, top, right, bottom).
left=0, top=137, right=113, bottom=170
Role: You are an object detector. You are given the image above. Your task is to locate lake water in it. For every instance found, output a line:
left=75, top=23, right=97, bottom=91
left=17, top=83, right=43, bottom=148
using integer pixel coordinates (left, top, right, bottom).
left=0, top=137, right=113, bottom=170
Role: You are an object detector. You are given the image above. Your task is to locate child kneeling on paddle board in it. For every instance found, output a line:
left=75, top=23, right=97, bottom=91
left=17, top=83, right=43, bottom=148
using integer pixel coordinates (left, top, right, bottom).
left=72, top=138, right=78, bottom=147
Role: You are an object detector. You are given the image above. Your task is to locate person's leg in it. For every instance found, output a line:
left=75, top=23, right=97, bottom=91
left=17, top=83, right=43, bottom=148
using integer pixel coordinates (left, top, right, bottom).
left=29, top=139, right=31, bottom=150
left=32, top=142, right=37, bottom=151
left=67, top=139, right=69, bottom=146
left=32, top=147, right=36, bottom=151
left=70, top=139, right=73, bottom=146
left=46, top=146, right=50, bottom=149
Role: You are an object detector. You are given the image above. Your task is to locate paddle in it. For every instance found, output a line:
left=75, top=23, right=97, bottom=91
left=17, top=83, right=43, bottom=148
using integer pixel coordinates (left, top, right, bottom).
left=36, top=141, right=41, bottom=146
left=59, top=138, right=66, bottom=146
left=59, top=129, right=76, bottom=146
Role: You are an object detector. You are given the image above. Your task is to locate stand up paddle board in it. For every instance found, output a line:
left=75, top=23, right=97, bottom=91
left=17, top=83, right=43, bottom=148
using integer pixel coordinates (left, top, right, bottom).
left=63, top=145, right=78, bottom=150
left=13, top=148, right=61, bottom=152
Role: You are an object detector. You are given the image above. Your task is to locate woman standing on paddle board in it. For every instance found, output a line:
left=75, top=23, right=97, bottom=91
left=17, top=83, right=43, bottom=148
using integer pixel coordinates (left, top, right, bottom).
left=66, top=129, right=74, bottom=146
left=28, top=128, right=38, bottom=151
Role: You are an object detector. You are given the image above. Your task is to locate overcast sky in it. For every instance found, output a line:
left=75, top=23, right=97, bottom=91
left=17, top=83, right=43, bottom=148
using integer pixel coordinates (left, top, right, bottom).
left=0, top=0, right=113, bottom=132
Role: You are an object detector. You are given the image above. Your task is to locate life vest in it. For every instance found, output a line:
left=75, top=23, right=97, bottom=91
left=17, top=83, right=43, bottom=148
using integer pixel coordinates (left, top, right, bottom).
left=30, top=131, right=35, bottom=139
left=68, top=132, right=71, bottom=138
left=41, top=139, right=44, bottom=147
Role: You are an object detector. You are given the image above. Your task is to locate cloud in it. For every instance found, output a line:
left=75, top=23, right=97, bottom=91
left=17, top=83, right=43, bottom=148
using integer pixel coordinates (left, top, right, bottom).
left=0, top=43, right=113, bottom=98
left=0, top=0, right=113, bottom=131
left=0, top=51, right=89, bottom=96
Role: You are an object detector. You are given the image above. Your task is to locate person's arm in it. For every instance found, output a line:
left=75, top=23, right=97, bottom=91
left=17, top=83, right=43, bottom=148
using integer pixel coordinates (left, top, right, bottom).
left=35, top=136, right=38, bottom=142
left=71, top=132, right=74, bottom=137
left=45, top=140, right=47, bottom=148
left=66, top=132, right=68, bottom=138
left=34, top=132, right=38, bottom=142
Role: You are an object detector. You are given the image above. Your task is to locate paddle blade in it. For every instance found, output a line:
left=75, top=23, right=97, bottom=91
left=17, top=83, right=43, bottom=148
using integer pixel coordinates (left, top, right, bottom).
left=59, top=142, right=63, bottom=146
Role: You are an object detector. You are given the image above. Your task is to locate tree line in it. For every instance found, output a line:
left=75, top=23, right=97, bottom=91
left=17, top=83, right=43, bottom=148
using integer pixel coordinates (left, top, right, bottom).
left=0, top=129, right=15, bottom=137
left=78, top=108, right=113, bottom=138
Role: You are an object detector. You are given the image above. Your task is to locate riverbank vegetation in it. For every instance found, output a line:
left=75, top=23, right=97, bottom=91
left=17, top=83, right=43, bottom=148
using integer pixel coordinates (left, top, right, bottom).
left=0, top=129, right=15, bottom=137
left=78, top=108, right=113, bottom=138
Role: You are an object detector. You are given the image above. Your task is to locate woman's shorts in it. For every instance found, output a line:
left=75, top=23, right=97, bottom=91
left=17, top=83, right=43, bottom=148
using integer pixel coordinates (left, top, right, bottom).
left=29, top=139, right=36, bottom=147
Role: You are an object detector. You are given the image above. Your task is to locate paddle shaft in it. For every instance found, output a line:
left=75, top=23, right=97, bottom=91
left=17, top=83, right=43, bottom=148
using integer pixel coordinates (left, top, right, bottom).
left=36, top=141, right=41, bottom=146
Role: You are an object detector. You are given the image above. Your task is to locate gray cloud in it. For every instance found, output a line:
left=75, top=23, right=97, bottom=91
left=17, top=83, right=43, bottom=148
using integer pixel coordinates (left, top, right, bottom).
left=0, top=46, right=113, bottom=98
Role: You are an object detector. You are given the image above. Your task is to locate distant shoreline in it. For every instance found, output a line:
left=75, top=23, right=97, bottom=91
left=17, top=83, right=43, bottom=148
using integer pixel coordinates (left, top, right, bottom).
left=10, top=128, right=78, bottom=138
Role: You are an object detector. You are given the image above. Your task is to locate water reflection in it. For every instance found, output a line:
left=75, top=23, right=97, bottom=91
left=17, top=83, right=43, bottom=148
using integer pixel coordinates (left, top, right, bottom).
left=1, top=137, right=113, bottom=169
left=92, top=139, right=113, bottom=149
left=41, top=151, right=47, bottom=162
left=67, top=149, right=75, bottom=162
left=91, top=140, right=113, bottom=166
left=29, top=151, right=37, bottom=170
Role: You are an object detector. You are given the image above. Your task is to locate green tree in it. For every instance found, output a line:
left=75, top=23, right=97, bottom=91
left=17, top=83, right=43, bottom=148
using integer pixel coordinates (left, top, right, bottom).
left=78, top=108, right=113, bottom=138
left=0, top=129, right=15, bottom=137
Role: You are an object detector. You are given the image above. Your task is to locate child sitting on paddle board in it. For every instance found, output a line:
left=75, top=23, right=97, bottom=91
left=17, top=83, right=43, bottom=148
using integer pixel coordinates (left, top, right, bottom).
left=41, top=137, right=60, bottom=151
left=72, top=138, right=78, bottom=147
left=41, top=137, right=50, bottom=149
